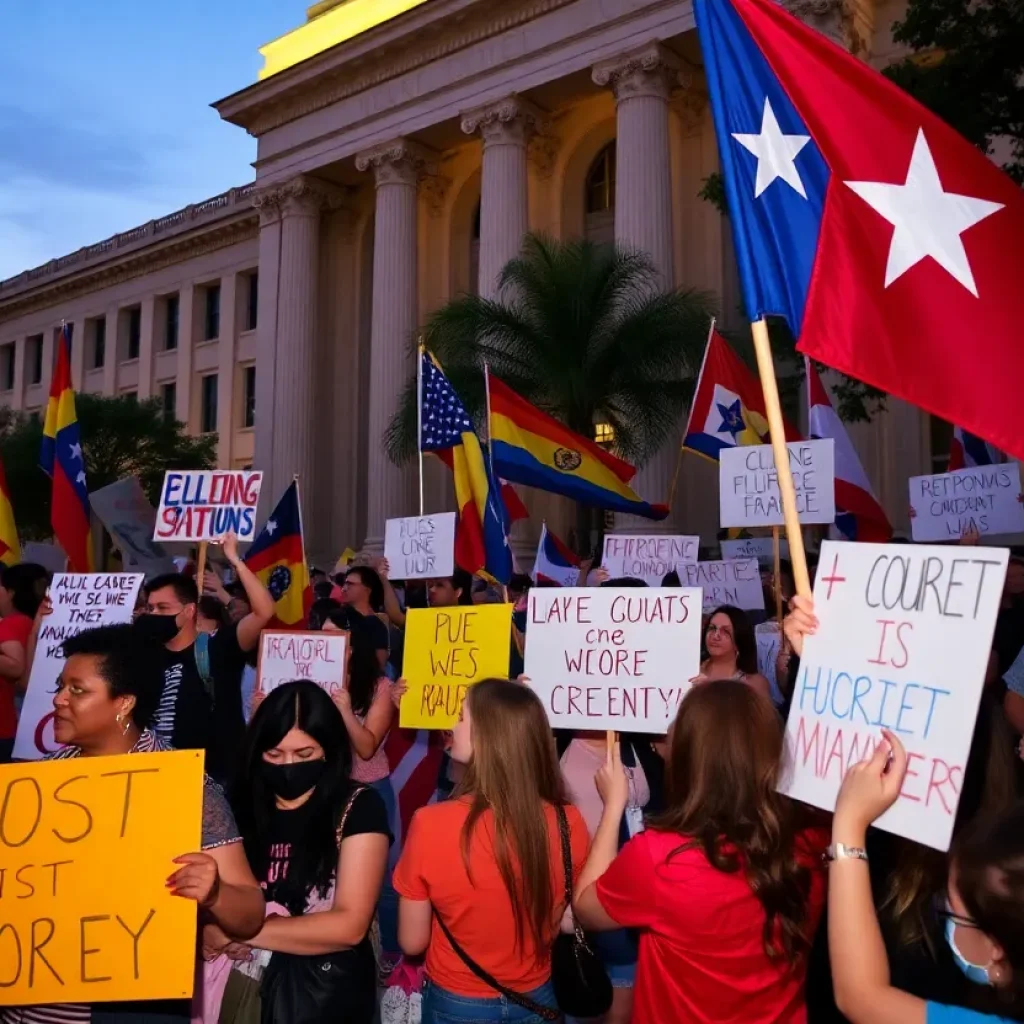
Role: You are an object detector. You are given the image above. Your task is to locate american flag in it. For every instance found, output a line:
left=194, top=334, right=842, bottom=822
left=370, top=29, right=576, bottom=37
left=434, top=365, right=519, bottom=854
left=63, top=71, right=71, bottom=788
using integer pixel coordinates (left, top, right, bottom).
left=420, top=353, right=475, bottom=450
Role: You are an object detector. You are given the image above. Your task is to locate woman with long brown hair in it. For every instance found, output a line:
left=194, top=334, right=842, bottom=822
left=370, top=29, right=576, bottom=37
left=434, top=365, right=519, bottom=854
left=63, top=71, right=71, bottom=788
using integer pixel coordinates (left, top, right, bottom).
left=393, top=679, right=590, bottom=1023
left=574, top=682, right=828, bottom=1023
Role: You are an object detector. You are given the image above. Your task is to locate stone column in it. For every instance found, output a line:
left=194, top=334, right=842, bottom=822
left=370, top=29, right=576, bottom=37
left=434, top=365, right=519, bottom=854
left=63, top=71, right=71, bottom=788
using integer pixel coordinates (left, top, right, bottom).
left=215, top=272, right=238, bottom=467
left=355, top=140, right=433, bottom=551
left=594, top=44, right=683, bottom=534
left=461, top=96, right=545, bottom=298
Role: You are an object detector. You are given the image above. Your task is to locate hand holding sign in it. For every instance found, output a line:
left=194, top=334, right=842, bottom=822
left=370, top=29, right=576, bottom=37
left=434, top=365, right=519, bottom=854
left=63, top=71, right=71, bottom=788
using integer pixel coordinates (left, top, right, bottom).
left=834, top=730, right=908, bottom=840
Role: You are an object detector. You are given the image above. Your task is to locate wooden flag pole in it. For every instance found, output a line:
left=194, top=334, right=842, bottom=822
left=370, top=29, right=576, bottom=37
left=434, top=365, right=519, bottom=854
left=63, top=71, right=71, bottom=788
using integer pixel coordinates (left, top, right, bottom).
left=772, top=525, right=784, bottom=626
left=195, top=541, right=209, bottom=596
left=749, top=318, right=811, bottom=598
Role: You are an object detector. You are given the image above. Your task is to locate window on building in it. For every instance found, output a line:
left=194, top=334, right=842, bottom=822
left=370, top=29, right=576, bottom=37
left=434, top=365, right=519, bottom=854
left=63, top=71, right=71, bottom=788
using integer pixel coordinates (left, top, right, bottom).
left=121, top=390, right=137, bottom=403
left=28, top=409, right=41, bottom=425
left=586, top=142, right=616, bottom=215
left=930, top=415, right=954, bottom=473
left=89, top=317, right=106, bottom=369
left=245, top=274, right=259, bottom=332
left=165, top=294, right=180, bottom=350
left=594, top=422, right=615, bottom=447
left=27, top=335, right=43, bottom=386
left=242, top=365, right=256, bottom=428
left=0, top=344, right=14, bottom=391
left=161, top=382, right=177, bottom=423
left=204, top=284, right=221, bottom=341
left=126, top=306, right=142, bottom=361
left=200, top=374, right=218, bottom=433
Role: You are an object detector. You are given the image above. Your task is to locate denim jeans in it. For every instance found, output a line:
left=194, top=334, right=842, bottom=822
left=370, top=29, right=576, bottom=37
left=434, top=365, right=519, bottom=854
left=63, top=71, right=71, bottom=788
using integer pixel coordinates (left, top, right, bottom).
left=371, top=775, right=400, bottom=955
left=422, top=978, right=560, bottom=1023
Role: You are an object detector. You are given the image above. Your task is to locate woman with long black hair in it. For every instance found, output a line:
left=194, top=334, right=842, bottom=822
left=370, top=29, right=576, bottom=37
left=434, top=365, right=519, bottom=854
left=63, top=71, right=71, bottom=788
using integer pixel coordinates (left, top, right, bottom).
left=217, top=681, right=390, bottom=1024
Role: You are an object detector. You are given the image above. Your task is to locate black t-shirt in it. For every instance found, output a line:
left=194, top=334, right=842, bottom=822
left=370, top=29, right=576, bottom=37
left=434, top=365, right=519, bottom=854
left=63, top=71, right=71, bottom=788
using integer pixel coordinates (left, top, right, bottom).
left=993, top=602, right=1024, bottom=675
left=349, top=609, right=389, bottom=656
left=153, top=623, right=249, bottom=783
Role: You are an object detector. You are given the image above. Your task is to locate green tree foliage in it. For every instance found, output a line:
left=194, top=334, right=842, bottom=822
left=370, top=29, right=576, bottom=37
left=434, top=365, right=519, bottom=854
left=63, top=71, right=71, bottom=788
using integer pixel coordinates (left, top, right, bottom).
left=0, top=395, right=217, bottom=541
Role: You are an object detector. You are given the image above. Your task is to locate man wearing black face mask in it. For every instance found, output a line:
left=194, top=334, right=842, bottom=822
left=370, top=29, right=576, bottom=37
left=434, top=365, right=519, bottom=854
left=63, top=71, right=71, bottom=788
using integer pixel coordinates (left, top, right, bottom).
left=139, top=534, right=274, bottom=784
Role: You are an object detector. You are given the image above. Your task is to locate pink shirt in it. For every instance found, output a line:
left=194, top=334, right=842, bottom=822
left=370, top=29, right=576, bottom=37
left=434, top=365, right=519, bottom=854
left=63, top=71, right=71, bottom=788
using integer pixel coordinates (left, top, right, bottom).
left=350, top=677, right=391, bottom=783
left=560, top=738, right=650, bottom=837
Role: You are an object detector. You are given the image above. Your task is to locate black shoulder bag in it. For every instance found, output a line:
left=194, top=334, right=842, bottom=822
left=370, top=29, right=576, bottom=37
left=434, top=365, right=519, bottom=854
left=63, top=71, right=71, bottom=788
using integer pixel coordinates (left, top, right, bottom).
left=434, top=805, right=612, bottom=1021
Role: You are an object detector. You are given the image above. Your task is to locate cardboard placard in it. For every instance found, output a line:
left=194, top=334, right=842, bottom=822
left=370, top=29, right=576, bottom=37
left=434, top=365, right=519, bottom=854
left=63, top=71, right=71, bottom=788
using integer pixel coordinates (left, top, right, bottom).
left=257, top=630, right=347, bottom=695
left=909, top=463, right=1024, bottom=542
left=719, top=440, right=836, bottom=528
left=13, top=574, right=144, bottom=761
left=400, top=604, right=512, bottom=729
left=524, top=587, right=702, bottom=733
left=153, top=470, right=263, bottom=543
left=0, top=749, right=203, bottom=1005
left=756, top=621, right=783, bottom=704
left=780, top=540, right=1008, bottom=851
left=601, top=534, right=699, bottom=587
left=721, top=537, right=790, bottom=567
left=677, top=558, right=765, bottom=614
left=91, top=476, right=176, bottom=576
left=383, top=513, right=456, bottom=580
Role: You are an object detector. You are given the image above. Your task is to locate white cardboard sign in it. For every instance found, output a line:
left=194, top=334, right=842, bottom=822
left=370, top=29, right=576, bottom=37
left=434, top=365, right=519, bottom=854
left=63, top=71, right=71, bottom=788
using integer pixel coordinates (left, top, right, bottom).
left=524, top=587, right=702, bottom=733
left=779, top=540, right=1008, bottom=851
left=677, top=558, right=765, bottom=614
left=257, top=630, right=348, bottom=695
left=722, top=537, right=790, bottom=567
left=13, top=573, right=144, bottom=760
left=91, top=476, right=176, bottom=576
left=756, top=621, right=783, bottom=705
left=154, top=470, right=263, bottom=543
left=909, top=463, right=1024, bottom=542
left=719, top=440, right=835, bottom=528
left=384, top=513, right=456, bottom=580
left=601, top=534, right=699, bottom=587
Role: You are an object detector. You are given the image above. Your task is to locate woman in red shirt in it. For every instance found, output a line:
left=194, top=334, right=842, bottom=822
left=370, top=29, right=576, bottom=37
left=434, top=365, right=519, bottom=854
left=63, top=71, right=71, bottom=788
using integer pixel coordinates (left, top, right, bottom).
left=0, top=562, right=49, bottom=761
left=575, top=682, right=828, bottom=1024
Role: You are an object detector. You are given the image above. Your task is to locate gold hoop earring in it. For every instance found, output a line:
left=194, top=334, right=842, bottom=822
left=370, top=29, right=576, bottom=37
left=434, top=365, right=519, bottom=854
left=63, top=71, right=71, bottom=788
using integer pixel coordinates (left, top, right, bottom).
left=115, top=711, right=130, bottom=737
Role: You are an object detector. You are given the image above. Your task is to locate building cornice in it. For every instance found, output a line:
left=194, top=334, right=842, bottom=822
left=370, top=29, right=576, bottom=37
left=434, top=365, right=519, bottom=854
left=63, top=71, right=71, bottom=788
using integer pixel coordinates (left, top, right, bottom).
left=215, top=0, right=580, bottom=137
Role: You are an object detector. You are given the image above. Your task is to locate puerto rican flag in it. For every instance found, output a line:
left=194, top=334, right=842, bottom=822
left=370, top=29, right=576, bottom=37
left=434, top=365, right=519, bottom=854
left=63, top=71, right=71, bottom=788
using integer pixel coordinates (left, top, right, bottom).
left=807, top=359, right=892, bottom=542
left=948, top=427, right=1004, bottom=472
left=532, top=523, right=581, bottom=587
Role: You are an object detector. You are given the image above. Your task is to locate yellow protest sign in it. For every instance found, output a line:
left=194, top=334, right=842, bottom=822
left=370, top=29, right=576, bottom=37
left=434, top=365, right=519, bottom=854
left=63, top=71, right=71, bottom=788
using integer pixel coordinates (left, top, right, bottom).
left=0, top=749, right=204, bottom=1006
left=400, top=603, right=513, bottom=729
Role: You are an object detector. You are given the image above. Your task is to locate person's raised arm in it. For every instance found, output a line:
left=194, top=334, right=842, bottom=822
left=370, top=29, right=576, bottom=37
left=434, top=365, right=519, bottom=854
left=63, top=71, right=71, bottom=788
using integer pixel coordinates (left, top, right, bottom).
left=15, top=596, right=52, bottom=693
left=373, top=557, right=407, bottom=628
left=221, top=533, right=275, bottom=652
left=828, top=730, right=925, bottom=1024
left=334, top=680, right=394, bottom=761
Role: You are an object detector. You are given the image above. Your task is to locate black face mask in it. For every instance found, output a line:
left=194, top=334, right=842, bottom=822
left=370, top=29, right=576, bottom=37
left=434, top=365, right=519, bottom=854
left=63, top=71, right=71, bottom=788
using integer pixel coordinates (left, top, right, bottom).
left=134, top=613, right=181, bottom=646
left=260, top=759, right=327, bottom=800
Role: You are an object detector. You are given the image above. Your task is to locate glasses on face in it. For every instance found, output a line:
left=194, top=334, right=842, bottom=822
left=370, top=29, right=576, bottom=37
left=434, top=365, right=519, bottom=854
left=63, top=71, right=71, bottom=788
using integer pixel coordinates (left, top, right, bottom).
left=342, top=579, right=364, bottom=589
left=706, top=624, right=734, bottom=640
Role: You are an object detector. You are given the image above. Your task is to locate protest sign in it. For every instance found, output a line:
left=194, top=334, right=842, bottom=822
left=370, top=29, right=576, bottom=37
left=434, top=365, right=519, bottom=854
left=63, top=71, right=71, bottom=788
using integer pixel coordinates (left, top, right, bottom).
left=153, top=470, right=263, bottom=543
left=909, top=463, right=1024, bottom=542
left=21, top=542, right=68, bottom=575
left=91, top=476, right=176, bottom=576
left=601, top=534, right=699, bottom=587
left=677, top=558, right=765, bottom=614
left=756, top=621, right=783, bottom=704
left=0, top=748, right=203, bottom=1005
left=13, top=574, right=144, bottom=761
left=719, top=440, right=835, bottom=528
left=400, top=604, right=512, bottom=729
left=257, top=630, right=347, bottom=695
left=721, top=537, right=789, bottom=567
left=524, top=587, right=702, bottom=733
left=780, top=540, right=1008, bottom=851
left=383, top=513, right=456, bottom=580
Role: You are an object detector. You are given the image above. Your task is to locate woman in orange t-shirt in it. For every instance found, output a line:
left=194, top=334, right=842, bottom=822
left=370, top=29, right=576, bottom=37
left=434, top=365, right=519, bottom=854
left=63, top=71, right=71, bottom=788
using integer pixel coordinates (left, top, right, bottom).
left=393, top=678, right=590, bottom=1023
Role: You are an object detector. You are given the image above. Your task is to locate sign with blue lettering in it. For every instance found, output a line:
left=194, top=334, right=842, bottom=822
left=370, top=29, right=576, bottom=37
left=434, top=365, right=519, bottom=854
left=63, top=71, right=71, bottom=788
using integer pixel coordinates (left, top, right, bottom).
left=153, top=470, right=263, bottom=543
left=909, top=463, right=1024, bottom=542
left=779, top=540, right=1008, bottom=851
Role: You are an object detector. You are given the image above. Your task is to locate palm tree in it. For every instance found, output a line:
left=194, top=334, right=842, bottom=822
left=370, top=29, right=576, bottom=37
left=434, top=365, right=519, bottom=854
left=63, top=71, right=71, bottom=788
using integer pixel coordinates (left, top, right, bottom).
left=385, top=233, right=716, bottom=547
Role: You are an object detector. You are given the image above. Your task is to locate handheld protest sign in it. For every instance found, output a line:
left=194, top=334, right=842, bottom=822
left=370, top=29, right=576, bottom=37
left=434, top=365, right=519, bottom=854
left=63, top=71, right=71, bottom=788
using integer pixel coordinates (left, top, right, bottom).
left=779, top=540, right=1009, bottom=851
left=721, top=536, right=789, bottom=566
left=524, top=587, right=702, bottom=734
left=153, top=470, right=263, bottom=543
left=400, top=604, right=513, bottom=729
left=677, top=558, right=765, bottom=614
left=908, top=463, right=1024, bottom=542
left=13, top=573, right=144, bottom=761
left=0, top=749, right=204, bottom=1005
left=719, top=439, right=835, bottom=529
left=257, top=630, right=348, bottom=695
left=383, top=513, right=456, bottom=580
left=601, top=534, right=699, bottom=587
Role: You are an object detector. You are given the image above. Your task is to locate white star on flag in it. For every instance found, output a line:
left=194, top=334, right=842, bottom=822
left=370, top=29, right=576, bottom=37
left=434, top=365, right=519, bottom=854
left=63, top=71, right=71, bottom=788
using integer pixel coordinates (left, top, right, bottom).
left=69, top=442, right=82, bottom=460
left=844, top=128, right=1004, bottom=296
left=266, top=520, right=278, bottom=536
left=75, top=472, right=87, bottom=486
left=732, top=97, right=811, bottom=199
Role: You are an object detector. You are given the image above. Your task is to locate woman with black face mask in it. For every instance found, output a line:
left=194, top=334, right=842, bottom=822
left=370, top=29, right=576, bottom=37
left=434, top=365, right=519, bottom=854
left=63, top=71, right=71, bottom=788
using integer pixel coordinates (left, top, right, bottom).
left=214, top=681, right=391, bottom=1024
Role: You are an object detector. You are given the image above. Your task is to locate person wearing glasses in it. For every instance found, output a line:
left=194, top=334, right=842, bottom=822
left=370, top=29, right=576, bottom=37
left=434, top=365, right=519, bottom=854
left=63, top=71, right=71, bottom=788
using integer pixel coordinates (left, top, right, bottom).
left=342, top=566, right=390, bottom=673
left=691, top=605, right=771, bottom=701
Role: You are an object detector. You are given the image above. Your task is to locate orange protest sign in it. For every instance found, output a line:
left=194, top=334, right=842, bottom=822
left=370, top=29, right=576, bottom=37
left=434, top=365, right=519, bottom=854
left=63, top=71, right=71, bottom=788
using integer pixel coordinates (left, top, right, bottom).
left=0, top=749, right=204, bottom=1006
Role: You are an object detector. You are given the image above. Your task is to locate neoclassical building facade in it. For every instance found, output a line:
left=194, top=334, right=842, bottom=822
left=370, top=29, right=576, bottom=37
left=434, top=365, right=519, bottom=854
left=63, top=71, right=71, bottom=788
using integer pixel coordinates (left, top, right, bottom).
left=0, top=0, right=933, bottom=562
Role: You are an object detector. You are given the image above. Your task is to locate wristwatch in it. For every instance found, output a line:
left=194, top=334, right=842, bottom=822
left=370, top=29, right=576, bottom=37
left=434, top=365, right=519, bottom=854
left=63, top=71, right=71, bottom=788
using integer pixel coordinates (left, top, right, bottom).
left=824, top=843, right=868, bottom=863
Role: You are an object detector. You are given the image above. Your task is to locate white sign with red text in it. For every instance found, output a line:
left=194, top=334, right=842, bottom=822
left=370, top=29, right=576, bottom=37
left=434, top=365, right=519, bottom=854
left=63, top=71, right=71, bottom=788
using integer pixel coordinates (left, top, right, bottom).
left=779, top=540, right=1008, bottom=851
left=257, top=630, right=348, bottom=695
left=13, top=573, right=144, bottom=761
left=154, top=470, right=263, bottom=543
left=524, top=587, right=702, bottom=734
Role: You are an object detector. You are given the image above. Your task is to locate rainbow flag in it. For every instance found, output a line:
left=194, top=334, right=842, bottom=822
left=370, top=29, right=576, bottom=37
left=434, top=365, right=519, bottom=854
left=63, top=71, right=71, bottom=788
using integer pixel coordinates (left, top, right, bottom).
left=40, top=326, right=93, bottom=572
left=0, top=455, right=20, bottom=567
left=488, top=376, right=668, bottom=520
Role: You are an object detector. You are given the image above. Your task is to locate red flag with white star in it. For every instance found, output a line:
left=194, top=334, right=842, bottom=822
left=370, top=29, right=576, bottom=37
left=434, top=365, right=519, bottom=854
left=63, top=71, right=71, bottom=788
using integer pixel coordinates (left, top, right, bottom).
left=695, top=0, right=1024, bottom=462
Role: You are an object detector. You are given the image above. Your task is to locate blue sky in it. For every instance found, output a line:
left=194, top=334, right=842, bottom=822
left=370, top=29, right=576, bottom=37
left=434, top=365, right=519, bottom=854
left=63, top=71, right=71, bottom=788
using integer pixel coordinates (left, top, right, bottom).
left=0, top=1, right=302, bottom=279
